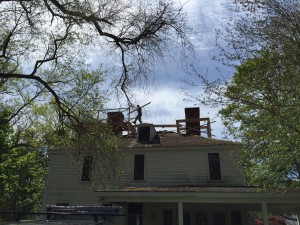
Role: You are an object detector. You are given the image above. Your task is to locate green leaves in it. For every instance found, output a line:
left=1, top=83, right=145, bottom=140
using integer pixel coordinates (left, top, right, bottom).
left=221, top=50, right=300, bottom=190
left=0, top=110, right=48, bottom=217
left=0, top=147, right=48, bottom=213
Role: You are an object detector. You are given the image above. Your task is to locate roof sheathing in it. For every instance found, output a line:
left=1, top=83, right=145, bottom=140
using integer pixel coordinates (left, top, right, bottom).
left=119, top=132, right=238, bottom=149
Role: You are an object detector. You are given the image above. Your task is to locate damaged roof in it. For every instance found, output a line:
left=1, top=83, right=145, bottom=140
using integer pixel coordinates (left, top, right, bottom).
left=119, top=132, right=238, bottom=149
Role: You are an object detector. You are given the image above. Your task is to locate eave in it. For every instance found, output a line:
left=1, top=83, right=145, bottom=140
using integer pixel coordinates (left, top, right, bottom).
left=95, top=186, right=300, bottom=206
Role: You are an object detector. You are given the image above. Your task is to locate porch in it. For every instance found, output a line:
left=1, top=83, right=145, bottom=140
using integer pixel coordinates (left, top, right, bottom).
left=96, top=186, right=300, bottom=225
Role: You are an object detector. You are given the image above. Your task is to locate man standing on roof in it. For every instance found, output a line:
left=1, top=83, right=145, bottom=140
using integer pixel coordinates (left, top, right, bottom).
left=133, top=105, right=142, bottom=124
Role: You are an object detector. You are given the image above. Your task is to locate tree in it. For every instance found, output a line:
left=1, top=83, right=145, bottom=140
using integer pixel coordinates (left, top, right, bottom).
left=0, top=0, right=192, bottom=125
left=220, top=52, right=300, bottom=190
left=0, top=66, right=121, bottom=216
left=217, top=0, right=300, bottom=190
left=0, top=109, right=48, bottom=219
left=0, top=147, right=48, bottom=215
left=216, top=0, right=300, bottom=67
left=184, top=0, right=300, bottom=190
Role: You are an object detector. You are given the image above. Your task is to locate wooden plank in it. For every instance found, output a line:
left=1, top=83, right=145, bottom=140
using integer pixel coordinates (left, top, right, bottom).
left=175, top=118, right=212, bottom=138
left=153, top=124, right=178, bottom=128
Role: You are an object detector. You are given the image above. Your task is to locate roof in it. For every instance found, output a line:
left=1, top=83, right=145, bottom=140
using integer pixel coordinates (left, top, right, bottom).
left=95, top=186, right=300, bottom=205
left=119, top=132, right=238, bottom=149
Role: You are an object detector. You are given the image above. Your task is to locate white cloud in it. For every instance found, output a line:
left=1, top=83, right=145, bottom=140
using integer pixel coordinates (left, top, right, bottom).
left=104, top=0, right=234, bottom=140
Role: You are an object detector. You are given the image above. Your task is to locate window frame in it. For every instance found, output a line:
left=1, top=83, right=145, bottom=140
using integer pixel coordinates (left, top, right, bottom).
left=133, top=154, right=145, bottom=181
left=207, top=152, right=222, bottom=181
left=127, top=203, right=143, bottom=225
left=212, top=212, right=226, bottom=225
left=163, top=210, right=173, bottom=225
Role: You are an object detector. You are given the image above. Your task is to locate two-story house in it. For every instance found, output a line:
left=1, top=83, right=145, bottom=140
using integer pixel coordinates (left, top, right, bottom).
left=42, top=109, right=300, bottom=225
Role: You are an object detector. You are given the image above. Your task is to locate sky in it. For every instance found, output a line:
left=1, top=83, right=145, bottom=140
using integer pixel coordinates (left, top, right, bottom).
left=106, top=0, right=235, bottom=139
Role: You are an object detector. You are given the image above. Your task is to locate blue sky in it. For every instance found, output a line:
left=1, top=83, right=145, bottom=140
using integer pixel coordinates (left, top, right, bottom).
left=106, top=0, right=235, bottom=139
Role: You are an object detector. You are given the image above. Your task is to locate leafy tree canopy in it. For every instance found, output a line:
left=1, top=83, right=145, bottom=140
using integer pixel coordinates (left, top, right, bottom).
left=0, top=66, right=121, bottom=215
left=218, top=0, right=300, bottom=190
left=184, top=0, right=300, bottom=190
left=0, top=0, right=192, bottom=125
left=0, top=109, right=48, bottom=219
left=220, top=51, right=300, bottom=190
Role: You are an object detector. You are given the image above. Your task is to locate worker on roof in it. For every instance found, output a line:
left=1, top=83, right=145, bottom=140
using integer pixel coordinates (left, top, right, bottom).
left=133, top=105, right=142, bottom=124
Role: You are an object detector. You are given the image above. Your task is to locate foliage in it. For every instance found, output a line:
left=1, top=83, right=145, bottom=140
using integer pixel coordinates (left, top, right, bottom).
left=0, top=148, right=48, bottom=214
left=255, top=216, right=286, bottom=225
left=0, top=0, right=192, bottom=123
left=216, top=0, right=300, bottom=66
left=0, top=65, right=121, bottom=215
left=217, top=0, right=300, bottom=190
left=67, top=118, right=122, bottom=189
left=185, top=0, right=300, bottom=190
left=220, top=51, right=300, bottom=189
left=0, top=109, right=12, bottom=150
left=0, top=109, right=48, bottom=220
left=0, top=0, right=157, bottom=213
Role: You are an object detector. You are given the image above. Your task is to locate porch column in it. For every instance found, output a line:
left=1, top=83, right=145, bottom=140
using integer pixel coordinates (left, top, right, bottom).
left=178, top=202, right=183, bottom=225
left=261, top=202, right=269, bottom=225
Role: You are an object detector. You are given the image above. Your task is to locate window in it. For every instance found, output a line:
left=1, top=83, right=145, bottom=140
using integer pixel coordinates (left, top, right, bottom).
left=183, top=212, right=191, bottom=225
left=134, top=154, right=145, bottom=180
left=195, top=212, right=207, bottom=225
left=127, top=203, right=143, bottom=225
left=208, top=153, right=222, bottom=180
left=138, top=126, right=150, bottom=142
left=212, top=213, right=225, bottom=225
left=81, top=156, right=93, bottom=181
left=163, top=210, right=173, bottom=225
left=231, top=211, right=242, bottom=225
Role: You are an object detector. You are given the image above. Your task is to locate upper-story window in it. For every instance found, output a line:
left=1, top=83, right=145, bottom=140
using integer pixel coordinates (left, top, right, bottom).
left=134, top=154, right=145, bottom=180
left=208, top=153, right=222, bottom=180
left=81, top=156, right=93, bottom=181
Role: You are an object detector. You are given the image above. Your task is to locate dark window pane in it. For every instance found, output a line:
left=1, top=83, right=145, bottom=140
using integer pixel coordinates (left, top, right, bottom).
left=208, top=153, right=222, bottom=180
left=81, top=156, right=93, bottom=181
left=212, top=213, right=225, bottom=225
left=127, top=203, right=143, bottom=225
left=195, top=212, right=207, bottom=225
left=138, top=126, right=150, bottom=142
left=183, top=212, right=191, bottom=225
left=128, top=203, right=143, bottom=214
left=231, top=211, right=242, bottom=225
left=134, top=154, right=145, bottom=180
left=163, top=210, right=173, bottom=225
left=127, top=214, right=142, bottom=225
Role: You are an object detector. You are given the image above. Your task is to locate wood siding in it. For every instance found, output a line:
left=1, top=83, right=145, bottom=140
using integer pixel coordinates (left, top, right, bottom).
left=121, top=146, right=244, bottom=187
left=42, top=151, right=99, bottom=207
left=43, top=145, right=244, bottom=207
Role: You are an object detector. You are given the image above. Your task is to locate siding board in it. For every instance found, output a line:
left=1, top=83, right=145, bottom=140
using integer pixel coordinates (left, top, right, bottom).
left=43, top=145, right=244, bottom=207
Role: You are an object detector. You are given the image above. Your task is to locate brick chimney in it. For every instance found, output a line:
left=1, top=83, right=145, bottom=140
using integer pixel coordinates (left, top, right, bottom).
left=185, top=107, right=200, bottom=136
left=107, top=111, right=124, bottom=135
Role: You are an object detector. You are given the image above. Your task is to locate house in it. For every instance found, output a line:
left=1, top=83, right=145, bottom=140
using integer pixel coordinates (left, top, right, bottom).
left=42, top=108, right=300, bottom=225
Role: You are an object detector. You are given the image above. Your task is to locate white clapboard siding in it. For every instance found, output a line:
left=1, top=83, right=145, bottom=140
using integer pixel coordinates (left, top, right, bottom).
left=43, top=151, right=99, bottom=206
left=43, top=144, right=244, bottom=207
left=121, top=145, right=244, bottom=187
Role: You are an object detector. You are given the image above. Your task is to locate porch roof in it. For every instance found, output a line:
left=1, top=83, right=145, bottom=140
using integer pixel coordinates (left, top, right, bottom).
left=95, top=186, right=300, bottom=207
left=102, top=186, right=259, bottom=193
